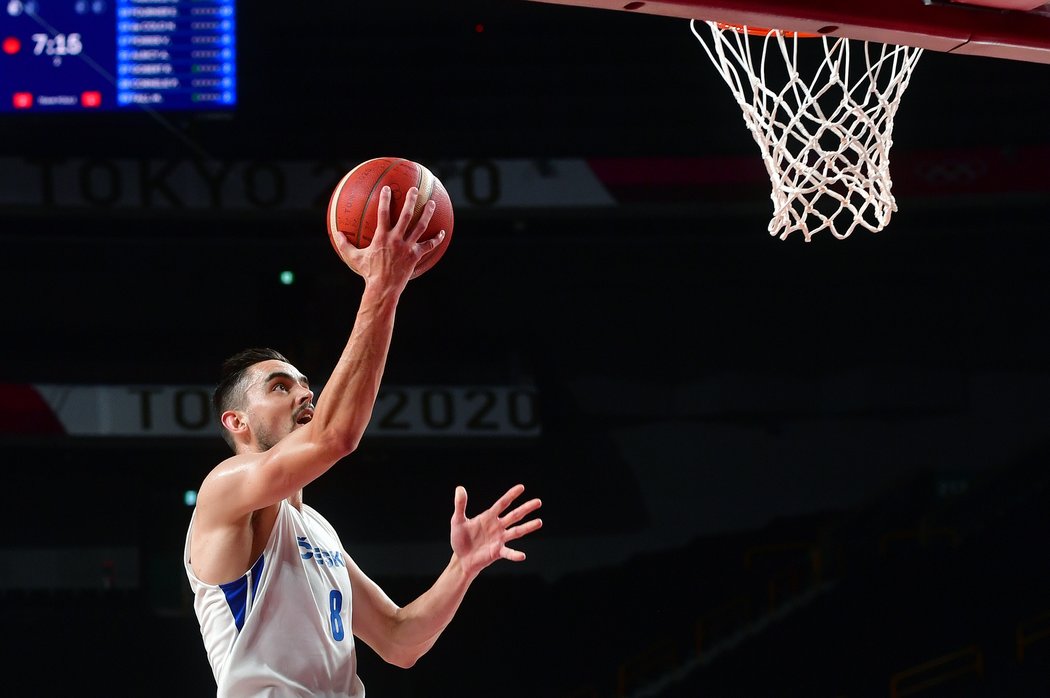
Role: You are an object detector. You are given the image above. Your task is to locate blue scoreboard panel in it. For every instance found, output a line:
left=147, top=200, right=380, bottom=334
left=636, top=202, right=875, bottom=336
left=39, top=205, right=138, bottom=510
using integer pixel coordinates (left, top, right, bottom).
left=0, top=0, right=236, bottom=113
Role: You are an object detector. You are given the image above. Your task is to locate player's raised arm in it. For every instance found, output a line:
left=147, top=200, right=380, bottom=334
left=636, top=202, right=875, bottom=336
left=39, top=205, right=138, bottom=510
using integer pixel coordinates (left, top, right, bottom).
left=197, top=187, right=439, bottom=526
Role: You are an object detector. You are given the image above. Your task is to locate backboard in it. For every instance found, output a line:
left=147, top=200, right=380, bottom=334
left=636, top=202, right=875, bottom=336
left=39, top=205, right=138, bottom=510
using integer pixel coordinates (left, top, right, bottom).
left=526, top=0, right=1050, bottom=64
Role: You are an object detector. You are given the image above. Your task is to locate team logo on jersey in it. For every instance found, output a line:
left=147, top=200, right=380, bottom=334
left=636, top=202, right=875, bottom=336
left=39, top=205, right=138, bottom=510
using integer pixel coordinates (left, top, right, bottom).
left=297, top=536, right=346, bottom=567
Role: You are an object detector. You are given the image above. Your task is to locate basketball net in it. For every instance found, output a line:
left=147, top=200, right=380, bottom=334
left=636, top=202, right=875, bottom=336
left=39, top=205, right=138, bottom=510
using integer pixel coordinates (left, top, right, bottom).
left=690, top=20, right=924, bottom=241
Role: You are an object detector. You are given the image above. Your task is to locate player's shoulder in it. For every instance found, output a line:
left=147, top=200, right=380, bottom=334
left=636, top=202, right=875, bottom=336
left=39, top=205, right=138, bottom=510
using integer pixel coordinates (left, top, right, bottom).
left=198, top=452, right=259, bottom=495
left=193, top=453, right=271, bottom=532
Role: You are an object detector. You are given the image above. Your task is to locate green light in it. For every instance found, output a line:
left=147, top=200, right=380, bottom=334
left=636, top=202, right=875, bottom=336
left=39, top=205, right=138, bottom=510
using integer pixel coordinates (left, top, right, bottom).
left=184, top=490, right=198, bottom=506
left=280, top=270, right=295, bottom=285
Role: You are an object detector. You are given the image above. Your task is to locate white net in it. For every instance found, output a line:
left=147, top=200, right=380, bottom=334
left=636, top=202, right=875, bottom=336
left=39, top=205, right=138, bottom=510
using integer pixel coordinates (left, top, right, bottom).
left=689, top=20, right=924, bottom=241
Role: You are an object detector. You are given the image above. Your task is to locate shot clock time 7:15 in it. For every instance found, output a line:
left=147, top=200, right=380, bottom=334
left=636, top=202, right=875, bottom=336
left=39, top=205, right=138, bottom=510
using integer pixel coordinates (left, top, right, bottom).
left=31, top=32, right=84, bottom=66
left=1, top=0, right=236, bottom=114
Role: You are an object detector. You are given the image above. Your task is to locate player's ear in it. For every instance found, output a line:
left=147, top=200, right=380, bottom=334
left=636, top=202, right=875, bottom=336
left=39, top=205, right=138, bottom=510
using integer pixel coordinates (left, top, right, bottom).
left=221, top=410, right=248, bottom=437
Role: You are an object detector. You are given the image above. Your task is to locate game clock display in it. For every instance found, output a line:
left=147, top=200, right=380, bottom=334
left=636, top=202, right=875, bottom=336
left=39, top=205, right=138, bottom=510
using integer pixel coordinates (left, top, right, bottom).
left=0, top=0, right=236, bottom=113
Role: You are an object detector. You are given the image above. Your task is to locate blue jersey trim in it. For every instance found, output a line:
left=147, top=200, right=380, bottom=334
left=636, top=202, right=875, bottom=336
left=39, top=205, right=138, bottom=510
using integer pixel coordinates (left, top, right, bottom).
left=219, top=554, right=266, bottom=632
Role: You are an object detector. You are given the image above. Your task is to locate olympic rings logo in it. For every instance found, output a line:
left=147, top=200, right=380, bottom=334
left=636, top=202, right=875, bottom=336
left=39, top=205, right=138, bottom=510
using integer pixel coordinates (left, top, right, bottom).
left=913, top=159, right=988, bottom=185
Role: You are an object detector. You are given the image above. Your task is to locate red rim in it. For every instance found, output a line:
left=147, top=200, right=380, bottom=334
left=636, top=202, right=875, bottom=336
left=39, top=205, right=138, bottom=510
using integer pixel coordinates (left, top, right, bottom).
left=716, top=22, right=823, bottom=39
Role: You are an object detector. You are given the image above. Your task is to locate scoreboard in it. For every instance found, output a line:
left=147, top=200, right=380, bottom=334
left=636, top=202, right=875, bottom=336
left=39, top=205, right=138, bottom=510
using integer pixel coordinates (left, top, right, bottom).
left=0, top=0, right=236, bottom=113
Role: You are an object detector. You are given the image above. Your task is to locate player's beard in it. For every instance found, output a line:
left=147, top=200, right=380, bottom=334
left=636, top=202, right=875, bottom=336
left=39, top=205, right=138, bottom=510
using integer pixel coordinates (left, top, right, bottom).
left=254, top=419, right=292, bottom=452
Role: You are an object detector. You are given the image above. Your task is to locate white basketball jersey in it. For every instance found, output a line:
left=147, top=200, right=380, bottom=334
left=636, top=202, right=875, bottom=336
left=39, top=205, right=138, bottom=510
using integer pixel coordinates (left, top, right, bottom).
left=184, top=500, right=366, bottom=698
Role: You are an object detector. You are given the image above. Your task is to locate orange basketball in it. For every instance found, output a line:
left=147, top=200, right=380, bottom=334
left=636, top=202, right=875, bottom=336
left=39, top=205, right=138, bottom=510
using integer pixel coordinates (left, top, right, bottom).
left=326, top=157, right=454, bottom=279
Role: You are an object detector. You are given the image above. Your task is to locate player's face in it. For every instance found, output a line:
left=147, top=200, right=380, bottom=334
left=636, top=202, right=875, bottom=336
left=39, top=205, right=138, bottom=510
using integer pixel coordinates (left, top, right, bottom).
left=244, top=360, right=314, bottom=451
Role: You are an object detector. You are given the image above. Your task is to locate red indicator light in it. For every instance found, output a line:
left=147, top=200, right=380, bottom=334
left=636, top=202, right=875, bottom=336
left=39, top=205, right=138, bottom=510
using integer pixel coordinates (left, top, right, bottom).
left=2, top=37, right=20, bottom=55
left=81, top=91, right=102, bottom=108
left=474, top=23, right=485, bottom=33
left=13, top=92, right=32, bottom=109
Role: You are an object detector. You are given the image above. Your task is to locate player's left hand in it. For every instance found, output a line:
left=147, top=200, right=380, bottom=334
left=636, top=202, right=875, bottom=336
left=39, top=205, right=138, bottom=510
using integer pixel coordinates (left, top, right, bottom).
left=450, top=484, right=542, bottom=577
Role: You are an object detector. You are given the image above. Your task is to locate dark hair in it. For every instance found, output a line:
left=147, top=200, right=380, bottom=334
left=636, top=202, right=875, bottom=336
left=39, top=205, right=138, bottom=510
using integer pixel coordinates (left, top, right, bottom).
left=213, top=347, right=290, bottom=450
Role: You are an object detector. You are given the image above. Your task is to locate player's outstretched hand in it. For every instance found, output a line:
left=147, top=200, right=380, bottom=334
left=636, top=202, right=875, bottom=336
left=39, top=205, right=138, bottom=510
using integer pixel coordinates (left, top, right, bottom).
left=450, top=484, right=542, bottom=578
left=330, top=185, right=446, bottom=286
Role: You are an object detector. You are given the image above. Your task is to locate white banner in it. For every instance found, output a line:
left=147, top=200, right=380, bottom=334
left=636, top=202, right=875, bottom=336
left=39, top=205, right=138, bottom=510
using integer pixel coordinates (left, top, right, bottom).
left=0, top=157, right=615, bottom=211
left=27, top=384, right=540, bottom=438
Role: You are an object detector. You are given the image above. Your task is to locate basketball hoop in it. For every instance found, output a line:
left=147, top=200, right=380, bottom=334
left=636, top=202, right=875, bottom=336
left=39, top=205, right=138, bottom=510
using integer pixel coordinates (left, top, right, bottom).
left=690, top=20, right=924, bottom=241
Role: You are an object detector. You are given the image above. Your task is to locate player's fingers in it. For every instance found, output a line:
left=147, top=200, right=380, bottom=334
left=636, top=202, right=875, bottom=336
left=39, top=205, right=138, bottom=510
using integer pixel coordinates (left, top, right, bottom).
left=331, top=228, right=354, bottom=257
left=490, top=483, right=527, bottom=516
left=499, top=497, right=542, bottom=527
left=505, top=517, right=543, bottom=542
left=451, top=485, right=468, bottom=523
left=331, top=231, right=367, bottom=274
left=372, top=186, right=394, bottom=236
left=405, top=199, right=436, bottom=243
left=500, top=546, right=527, bottom=562
left=340, top=246, right=366, bottom=271
left=416, top=230, right=446, bottom=255
left=390, top=186, right=420, bottom=236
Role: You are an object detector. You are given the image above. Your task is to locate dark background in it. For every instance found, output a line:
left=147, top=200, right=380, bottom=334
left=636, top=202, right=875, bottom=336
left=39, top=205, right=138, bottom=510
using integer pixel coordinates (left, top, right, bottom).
left=3, top=1, right=1050, bottom=696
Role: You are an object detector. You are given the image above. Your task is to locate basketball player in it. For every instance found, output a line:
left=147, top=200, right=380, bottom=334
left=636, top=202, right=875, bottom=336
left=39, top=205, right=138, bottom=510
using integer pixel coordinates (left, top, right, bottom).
left=183, top=185, right=543, bottom=697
